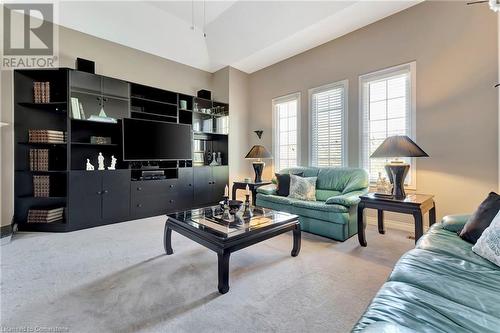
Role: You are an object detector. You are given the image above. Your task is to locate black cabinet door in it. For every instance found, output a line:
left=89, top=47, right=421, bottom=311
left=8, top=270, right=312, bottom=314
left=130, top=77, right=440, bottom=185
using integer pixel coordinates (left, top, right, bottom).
left=70, top=71, right=101, bottom=94
left=102, top=77, right=129, bottom=98
left=212, top=166, right=229, bottom=202
left=102, top=170, right=131, bottom=221
left=177, top=168, right=194, bottom=210
left=193, top=167, right=212, bottom=207
left=102, top=97, right=129, bottom=120
left=69, top=171, right=102, bottom=227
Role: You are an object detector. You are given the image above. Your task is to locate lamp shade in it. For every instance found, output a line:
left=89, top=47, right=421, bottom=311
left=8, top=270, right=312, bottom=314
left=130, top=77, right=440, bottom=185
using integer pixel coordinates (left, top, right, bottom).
left=370, top=135, right=428, bottom=158
left=245, top=145, right=272, bottom=159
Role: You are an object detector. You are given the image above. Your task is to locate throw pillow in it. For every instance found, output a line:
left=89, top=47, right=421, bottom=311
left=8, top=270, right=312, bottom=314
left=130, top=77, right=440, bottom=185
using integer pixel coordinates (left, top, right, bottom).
left=275, top=172, right=303, bottom=197
left=472, top=211, right=500, bottom=267
left=288, top=175, right=317, bottom=201
left=459, top=192, right=500, bottom=244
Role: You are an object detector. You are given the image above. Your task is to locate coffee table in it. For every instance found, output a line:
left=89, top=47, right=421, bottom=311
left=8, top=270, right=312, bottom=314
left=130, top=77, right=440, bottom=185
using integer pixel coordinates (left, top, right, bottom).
left=164, top=206, right=300, bottom=294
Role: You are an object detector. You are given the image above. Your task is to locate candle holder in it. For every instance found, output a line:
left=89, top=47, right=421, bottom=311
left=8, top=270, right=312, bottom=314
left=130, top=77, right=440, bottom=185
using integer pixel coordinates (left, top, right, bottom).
left=242, top=194, right=253, bottom=219
left=221, top=196, right=232, bottom=221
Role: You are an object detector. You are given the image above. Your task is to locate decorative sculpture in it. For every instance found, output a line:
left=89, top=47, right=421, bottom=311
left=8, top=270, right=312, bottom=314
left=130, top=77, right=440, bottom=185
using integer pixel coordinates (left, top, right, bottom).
left=210, top=152, right=218, bottom=166
left=98, top=152, right=105, bottom=170
left=108, top=155, right=117, bottom=170
left=86, top=159, right=94, bottom=171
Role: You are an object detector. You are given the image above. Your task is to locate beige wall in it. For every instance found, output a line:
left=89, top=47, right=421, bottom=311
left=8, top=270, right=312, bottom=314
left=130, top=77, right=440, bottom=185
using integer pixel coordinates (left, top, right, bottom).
left=248, top=1, right=499, bottom=220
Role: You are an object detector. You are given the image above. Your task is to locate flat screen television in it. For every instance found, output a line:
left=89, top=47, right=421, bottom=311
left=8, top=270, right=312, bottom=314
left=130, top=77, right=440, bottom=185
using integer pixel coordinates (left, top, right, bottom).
left=123, top=118, right=192, bottom=161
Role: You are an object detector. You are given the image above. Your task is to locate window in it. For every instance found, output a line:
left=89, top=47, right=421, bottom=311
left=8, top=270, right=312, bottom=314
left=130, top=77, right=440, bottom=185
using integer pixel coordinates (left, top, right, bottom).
left=360, top=62, right=416, bottom=186
left=272, top=93, right=300, bottom=171
left=309, top=80, right=348, bottom=167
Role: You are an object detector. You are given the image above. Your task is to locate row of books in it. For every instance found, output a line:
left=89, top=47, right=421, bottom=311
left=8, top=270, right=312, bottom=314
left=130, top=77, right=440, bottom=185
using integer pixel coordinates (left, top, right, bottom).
left=33, top=81, right=51, bottom=103
left=33, top=175, right=50, bottom=197
left=27, top=207, right=64, bottom=223
left=28, top=129, right=67, bottom=143
left=29, top=149, right=49, bottom=171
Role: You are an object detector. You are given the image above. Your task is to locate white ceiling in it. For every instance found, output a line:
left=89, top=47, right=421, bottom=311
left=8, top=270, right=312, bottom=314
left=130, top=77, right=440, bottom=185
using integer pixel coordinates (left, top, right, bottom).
left=53, top=1, right=421, bottom=74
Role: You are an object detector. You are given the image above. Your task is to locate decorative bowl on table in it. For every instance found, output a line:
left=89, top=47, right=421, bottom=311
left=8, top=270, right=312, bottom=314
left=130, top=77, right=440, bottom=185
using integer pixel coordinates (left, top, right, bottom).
left=219, top=200, right=243, bottom=214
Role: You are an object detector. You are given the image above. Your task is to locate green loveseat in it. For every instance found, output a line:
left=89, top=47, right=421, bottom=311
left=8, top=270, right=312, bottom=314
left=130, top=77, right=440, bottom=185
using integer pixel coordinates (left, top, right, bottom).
left=255, top=166, right=369, bottom=241
left=352, top=214, right=500, bottom=333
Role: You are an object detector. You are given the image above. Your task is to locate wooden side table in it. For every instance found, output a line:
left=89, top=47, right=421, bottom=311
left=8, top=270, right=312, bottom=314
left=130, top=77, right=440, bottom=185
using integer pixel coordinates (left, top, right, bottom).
left=232, top=181, right=272, bottom=206
left=357, top=193, right=436, bottom=246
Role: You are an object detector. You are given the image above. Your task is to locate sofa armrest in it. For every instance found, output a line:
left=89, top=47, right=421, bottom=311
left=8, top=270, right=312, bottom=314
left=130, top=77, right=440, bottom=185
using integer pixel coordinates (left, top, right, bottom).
left=441, top=214, right=470, bottom=232
left=257, top=184, right=278, bottom=195
left=325, top=190, right=366, bottom=207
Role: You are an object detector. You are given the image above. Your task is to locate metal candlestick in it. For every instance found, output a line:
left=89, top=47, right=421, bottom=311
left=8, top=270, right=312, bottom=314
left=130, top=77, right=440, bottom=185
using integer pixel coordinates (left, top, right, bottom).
left=242, top=194, right=253, bottom=219
left=221, top=196, right=232, bottom=221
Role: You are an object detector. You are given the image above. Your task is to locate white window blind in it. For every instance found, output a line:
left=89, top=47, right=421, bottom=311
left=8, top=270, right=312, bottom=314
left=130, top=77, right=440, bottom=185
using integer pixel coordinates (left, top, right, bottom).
left=272, top=93, right=300, bottom=172
left=360, top=63, right=416, bottom=186
left=310, top=81, right=347, bottom=167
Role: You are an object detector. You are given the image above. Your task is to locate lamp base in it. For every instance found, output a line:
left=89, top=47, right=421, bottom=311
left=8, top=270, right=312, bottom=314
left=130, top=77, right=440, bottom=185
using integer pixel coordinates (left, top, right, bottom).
left=252, top=161, right=265, bottom=183
left=384, top=163, right=410, bottom=200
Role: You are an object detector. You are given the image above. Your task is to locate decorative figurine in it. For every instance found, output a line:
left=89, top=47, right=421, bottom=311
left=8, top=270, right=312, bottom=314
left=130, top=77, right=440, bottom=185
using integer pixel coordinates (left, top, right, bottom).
left=216, top=152, right=222, bottom=165
left=86, top=159, right=94, bottom=171
left=98, top=152, right=105, bottom=170
left=242, top=185, right=253, bottom=219
left=210, top=152, right=219, bottom=166
left=108, top=155, right=117, bottom=170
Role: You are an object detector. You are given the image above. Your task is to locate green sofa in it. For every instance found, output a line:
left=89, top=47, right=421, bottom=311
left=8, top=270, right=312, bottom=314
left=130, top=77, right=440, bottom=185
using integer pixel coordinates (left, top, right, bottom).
left=255, top=166, right=369, bottom=241
left=352, top=214, right=500, bottom=333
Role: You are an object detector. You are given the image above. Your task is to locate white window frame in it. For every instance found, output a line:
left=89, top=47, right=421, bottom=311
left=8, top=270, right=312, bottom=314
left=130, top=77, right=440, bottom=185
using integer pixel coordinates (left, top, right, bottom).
left=359, top=62, right=417, bottom=189
left=308, top=80, right=348, bottom=167
left=272, top=92, right=301, bottom=172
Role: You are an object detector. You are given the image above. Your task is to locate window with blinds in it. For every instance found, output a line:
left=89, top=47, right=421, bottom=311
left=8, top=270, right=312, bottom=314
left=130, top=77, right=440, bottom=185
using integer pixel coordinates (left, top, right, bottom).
left=360, top=63, right=416, bottom=186
left=272, top=93, right=300, bottom=172
left=310, top=81, right=347, bottom=167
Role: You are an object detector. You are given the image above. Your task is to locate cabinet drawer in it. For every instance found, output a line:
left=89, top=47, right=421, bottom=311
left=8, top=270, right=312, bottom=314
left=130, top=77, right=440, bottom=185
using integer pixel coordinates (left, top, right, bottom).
left=131, top=194, right=178, bottom=216
left=132, top=179, right=179, bottom=196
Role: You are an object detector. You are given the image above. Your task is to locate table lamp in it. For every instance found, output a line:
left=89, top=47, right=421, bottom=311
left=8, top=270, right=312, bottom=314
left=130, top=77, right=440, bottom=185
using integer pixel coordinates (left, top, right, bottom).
left=245, top=145, right=272, bottom=183
left=370, top=135, right=428, bottom=199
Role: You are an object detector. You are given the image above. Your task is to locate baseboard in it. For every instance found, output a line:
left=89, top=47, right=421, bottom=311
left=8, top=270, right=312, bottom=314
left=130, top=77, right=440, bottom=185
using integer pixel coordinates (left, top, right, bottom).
left=1, top=224, right=13, bottom=245
left=365, top=216, right=424, bottom=234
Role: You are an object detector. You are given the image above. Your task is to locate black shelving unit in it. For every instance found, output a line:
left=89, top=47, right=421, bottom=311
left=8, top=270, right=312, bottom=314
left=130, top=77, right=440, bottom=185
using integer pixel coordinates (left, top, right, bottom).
left=14, top=67, right=230, bottom=232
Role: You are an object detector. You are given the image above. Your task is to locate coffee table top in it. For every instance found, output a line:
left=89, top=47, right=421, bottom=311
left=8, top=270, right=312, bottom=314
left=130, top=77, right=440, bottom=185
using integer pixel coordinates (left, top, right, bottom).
left=167, top=206, right=298, bottom=240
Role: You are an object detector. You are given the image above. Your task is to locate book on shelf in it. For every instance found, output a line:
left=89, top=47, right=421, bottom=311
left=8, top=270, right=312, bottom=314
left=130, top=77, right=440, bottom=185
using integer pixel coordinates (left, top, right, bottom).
left=33, top=175, right=50, bottom=197
left=33, top=81, right=50, bottom=103
left=27, top=207, right=64, bottom=223
left=29, top=149, right=49, bottom=171
left=29, top=129, right=67, bottom=143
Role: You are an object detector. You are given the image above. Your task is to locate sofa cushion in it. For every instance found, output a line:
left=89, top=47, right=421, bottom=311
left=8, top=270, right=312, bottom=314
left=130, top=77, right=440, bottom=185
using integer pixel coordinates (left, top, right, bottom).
left=256, top=194, right=299, bottom=206
left=288, top=175, right=316, bottom=201
left=292, top=200, right=348, bottom=213
left=460, top=192, right=500, bottom=244
left=316, top=167, right=369, bottom=193
left=315, top=189, right=341, bottom=201
left=325, top=190, right=367, bottom=207
left=279, top=166, right=319, bottom=178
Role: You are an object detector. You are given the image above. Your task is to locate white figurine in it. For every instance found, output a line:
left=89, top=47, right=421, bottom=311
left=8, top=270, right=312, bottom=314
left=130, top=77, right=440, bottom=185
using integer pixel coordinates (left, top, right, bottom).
left=210, top=152, right=218, bottom=166
left=98, top=152, right=105, bottom=170
left=108, top=155, right=117, bottom=170
left=86, top=159, right=94, bottom=171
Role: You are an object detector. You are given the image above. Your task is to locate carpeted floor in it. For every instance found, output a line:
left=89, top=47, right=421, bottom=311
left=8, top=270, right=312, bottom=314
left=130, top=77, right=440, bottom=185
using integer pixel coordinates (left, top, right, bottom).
left=1, top=216, right=413, bottom=333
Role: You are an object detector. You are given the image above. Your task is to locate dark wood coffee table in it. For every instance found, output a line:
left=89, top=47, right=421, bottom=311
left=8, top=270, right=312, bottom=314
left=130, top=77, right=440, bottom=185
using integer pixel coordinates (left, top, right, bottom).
left=164, top=206, right=300, bottom=294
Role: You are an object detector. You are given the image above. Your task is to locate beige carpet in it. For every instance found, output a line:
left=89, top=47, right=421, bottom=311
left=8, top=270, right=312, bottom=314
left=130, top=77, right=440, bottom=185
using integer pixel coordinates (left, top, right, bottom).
left=1, top=216, right=413, bottom=333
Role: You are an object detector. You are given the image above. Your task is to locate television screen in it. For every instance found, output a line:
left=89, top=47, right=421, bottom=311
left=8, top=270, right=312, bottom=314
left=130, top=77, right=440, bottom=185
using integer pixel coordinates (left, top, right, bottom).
left=123, top=118, right=192, bottom=161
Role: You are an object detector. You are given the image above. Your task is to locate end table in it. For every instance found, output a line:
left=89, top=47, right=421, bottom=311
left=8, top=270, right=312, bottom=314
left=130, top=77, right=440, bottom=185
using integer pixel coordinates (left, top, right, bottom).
left=232, top=180, right=272, bottom=206
left=357, top=193, right=436, bottom=246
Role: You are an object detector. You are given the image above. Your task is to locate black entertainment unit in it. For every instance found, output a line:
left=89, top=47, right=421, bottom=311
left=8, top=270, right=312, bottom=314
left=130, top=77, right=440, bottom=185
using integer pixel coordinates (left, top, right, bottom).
left=13, top=68, right=229, bottom=232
